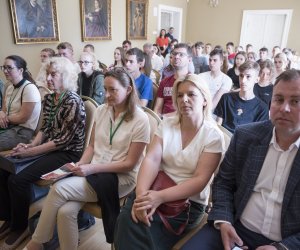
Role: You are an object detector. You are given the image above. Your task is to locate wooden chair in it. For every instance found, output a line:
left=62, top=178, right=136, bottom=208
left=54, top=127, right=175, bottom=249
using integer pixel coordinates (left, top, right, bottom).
left=172, top=125, right=233, bottom=250
left=151, top=82, right=159, bottom=110
left=152, top=69, right=161, bottom=85
left=81, top=95, right=99, bottom=149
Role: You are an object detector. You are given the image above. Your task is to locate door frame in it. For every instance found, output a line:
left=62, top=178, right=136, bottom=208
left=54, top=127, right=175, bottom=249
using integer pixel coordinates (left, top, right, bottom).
left=239, top=9, right=293, bottom=49
left=158, top=4, right=182, bottom=41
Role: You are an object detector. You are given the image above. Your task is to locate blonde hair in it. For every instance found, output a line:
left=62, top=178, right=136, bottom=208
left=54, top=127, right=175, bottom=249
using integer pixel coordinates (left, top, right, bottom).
left=80, top=51, right=99, bottom=70
left=172, top=74, right=214, bottom=122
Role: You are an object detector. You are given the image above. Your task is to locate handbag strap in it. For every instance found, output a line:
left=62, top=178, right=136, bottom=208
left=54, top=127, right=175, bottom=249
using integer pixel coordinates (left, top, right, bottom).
left=156, top=205, right=190, bottom=235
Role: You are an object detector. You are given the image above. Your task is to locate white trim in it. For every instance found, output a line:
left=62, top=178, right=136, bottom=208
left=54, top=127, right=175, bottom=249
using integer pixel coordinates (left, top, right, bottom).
left=158, top=4, right=182, bottom=41
left=240, top=9, right=293, bottom=49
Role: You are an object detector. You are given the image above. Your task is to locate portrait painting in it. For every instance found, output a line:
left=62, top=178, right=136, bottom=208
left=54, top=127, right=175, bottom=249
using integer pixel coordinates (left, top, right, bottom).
left=9, top=0, right=60, bottom=44
left=126, top=0, right=148, bottom=40
left=80, top=0, right=111, bottom=41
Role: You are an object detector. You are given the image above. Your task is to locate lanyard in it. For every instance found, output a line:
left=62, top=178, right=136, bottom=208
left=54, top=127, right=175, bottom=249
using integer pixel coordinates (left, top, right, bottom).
left=109, top=115, right=125, bottom=145
left=7, top=87, right=22, bottom=115
left=47, top=92, right=66, bottom=127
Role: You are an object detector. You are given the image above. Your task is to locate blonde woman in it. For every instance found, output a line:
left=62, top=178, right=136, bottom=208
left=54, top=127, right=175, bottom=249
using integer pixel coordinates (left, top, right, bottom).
left=115, top=74, right=224, bottom=249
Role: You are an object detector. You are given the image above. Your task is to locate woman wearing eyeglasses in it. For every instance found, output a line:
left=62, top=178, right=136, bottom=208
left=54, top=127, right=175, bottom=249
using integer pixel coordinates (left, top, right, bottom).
left=25, top=68, right=150, bottom=250
left=0, top=55, right=41, bottom=151
left=77, top=52, right=105, bottom=105
left=0, top=57, right=86, bottom=249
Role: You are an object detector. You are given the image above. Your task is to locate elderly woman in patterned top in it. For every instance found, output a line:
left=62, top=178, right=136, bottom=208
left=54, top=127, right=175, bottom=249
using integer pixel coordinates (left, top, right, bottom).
left=0, top=57, right=86, bottom=250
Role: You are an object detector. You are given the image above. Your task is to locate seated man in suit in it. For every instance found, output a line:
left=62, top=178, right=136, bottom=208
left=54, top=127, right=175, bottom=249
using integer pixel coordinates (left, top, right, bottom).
left=182, top=69, right=300, bottom=249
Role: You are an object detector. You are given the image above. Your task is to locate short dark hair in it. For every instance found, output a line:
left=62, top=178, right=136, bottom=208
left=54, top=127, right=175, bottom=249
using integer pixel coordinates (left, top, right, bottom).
left=210, top=48, right=224, bottom=60
left=57, top=42, right=73, bottom=51
left=259, top=47, right=268, bottom=53
left=274, top=69, right=300, bottom=87
left=246, top=44, right=253, bottom=49
left=122, top=40, right=131, bottom=46
left=174, top=43, right=193, bottom=57
left=239, top=61, right=260, bottom=74
left=126, top=47, right=144, bottom=63
left=226, top=42, right=234, bottom=47
left=84, top=44, right=95, bottom=52
left=194, top=41, right=204, bottom=49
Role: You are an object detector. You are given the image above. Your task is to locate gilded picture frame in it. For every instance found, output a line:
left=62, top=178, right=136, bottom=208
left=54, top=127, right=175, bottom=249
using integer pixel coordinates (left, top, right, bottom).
left=126, top=0, right=148, bottom=40
left=80, top=0, right=111, bottom=41
left=9, top=0, right=60, bottom=44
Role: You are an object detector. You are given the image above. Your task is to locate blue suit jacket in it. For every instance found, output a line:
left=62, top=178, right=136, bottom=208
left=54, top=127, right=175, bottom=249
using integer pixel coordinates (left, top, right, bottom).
left=208, top=120, right=300, bottom=248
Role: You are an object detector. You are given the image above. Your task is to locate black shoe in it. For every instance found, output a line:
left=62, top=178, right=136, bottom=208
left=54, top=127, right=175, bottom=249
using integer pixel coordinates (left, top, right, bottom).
left=0, top=222, right=10, bottom=240
left=77, top=211, right=95, bottom=232
left=1, top=229, right=29, bottom=249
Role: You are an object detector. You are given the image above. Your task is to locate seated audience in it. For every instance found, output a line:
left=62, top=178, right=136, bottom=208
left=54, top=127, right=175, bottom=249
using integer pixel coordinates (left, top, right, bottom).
left=77, top=52, right=105, bottom=105
left=57, top=42, right=81, bottom=73
left=257, top=47, right=269, bottom=64
left=163, top=39, right=178, bottom=67
left=214, top=61, right=269, bottom=133
left=247, top=51, right=257, bottom=62
left=25, top=68, right=150, bottom=249
left=143, top=43, right=163, bottom=72
left=0, top=57, right=85, bottom=249
left=108, top=47, right=126, bottom=70
left=182, top=69, right=300, bottom=250
left=83, top=44, right=108, bottom=73
left=199, top=49, right=233, bottom=109
left=246, top=43, right=253, bottom=53
left=153, top=43, right=164, bottom=61
left=0, top=55, right=41, bottom=151
left=114, top=74, right=224, bottom=249
left=154, top=43, right=191, bottom=117
left=156, top=29, right=169, bottom=56
left=227, top=51, right=247, bottom=90
left=254, top=60, right=275, bottom=106
left=125, top=48, right=153, bottom=107
left=35, top=48, right=55, bottom=89
left=226, top=42, right=236, bottom=65
left=204, top=43, right=212, bottom=61
left=193, top=41, right=209, bottom=74
left=272, top=45, right=281, bottom=60
left=122, top=40, right=132, bottom=52
left=274, top=52, right=288, bottom=78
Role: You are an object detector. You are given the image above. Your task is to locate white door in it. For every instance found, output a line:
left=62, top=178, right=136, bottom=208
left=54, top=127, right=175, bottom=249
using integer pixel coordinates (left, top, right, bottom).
left=158, top=5, right=182, bottom=41
left=240, top=10, right=293, bottom=53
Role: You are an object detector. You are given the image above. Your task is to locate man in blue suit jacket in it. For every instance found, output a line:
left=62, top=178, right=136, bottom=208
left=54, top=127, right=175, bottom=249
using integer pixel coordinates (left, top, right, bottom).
left=182, top=69, right=300, bottom=250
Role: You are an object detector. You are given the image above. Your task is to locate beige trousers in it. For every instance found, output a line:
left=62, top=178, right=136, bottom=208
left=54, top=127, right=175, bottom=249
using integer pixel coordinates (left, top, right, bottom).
left=32, top=176, right=134, bottom=250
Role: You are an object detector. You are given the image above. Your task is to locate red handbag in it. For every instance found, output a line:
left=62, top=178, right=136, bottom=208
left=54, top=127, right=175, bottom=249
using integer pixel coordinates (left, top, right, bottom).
left=150, top=171, right=190, bottom=235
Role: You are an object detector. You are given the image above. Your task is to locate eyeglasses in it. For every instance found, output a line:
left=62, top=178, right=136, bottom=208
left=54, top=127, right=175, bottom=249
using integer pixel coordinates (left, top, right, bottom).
left=78, top=61, right=92, bottom=65
left=171, top=51, right=188, bottom=58
left=0, top=66, right=16, bottom=72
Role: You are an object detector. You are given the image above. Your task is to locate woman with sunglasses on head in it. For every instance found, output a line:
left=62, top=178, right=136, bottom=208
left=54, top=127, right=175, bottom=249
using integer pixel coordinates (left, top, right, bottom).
left=0, top=57, right=85, bottom=249
left=0, top=55, right=41, bottom=151
left=77, top=51, right=105, bottom=105
left=25, top=68, right=150, bottom=250
left=114, top=74, right=224, bottom=250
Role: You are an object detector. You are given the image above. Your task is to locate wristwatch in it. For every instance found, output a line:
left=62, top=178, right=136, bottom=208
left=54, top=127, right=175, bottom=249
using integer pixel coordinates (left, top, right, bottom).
left=270, top=242, right=288, bottom=250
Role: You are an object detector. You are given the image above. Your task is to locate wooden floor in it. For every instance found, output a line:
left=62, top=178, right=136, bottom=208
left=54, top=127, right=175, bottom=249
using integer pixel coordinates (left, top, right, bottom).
left=0, top=219, right=111, bottom=250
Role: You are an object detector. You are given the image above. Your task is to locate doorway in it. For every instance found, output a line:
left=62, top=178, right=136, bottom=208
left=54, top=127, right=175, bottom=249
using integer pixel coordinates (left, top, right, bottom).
left=239, top=9, right=293, bottom=53
left=158, top=4, right=182, bottom=41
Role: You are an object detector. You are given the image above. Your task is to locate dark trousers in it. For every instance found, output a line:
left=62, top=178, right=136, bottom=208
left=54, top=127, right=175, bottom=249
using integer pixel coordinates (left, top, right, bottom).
left=0, top=150, right=81, bottom=231
left=181, top=221, right=274, bottom=250
left=114, top=192, right=206, bottom=250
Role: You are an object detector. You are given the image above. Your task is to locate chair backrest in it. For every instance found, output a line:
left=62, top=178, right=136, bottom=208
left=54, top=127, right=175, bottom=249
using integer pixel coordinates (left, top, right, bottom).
left=152, top=69, right=161, bottom=85
left=151, top=82, right=159, bottom=110
left=81, top=95, right=99, bottom=150
left=37, top=85, right=52, bottom=100
left=142, top=106, right=161, bottom=152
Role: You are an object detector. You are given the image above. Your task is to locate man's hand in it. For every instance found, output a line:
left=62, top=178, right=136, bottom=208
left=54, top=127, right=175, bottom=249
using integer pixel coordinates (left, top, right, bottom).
left=220, top=223, right=247, bottom=250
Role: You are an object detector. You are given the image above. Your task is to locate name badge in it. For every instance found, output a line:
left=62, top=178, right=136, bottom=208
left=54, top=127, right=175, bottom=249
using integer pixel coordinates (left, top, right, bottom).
left=98, top=150, right=113, bottom=164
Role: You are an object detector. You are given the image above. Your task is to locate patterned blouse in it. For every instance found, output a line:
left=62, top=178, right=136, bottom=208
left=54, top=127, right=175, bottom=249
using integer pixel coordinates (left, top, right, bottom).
left=40, top=91, right=86, bottom=152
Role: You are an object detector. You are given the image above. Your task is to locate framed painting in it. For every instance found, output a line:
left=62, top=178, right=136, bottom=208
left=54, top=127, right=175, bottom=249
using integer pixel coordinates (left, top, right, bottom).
left=9, top=0, right=60, bottom=44
left=126, top=0, right=148, bottom=40
left=80, top=0, right=111, bottom=41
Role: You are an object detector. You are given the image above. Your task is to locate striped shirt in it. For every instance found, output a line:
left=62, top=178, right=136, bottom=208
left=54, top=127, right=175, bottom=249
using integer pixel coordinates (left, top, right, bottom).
left=41, top=91, right=86, bottom=152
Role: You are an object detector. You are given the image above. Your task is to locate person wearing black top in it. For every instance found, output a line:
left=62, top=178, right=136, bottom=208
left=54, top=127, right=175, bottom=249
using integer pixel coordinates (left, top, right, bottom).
left=227, top=51, right=247, bottom=90
left=77, top=52, right=105, bottom=105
